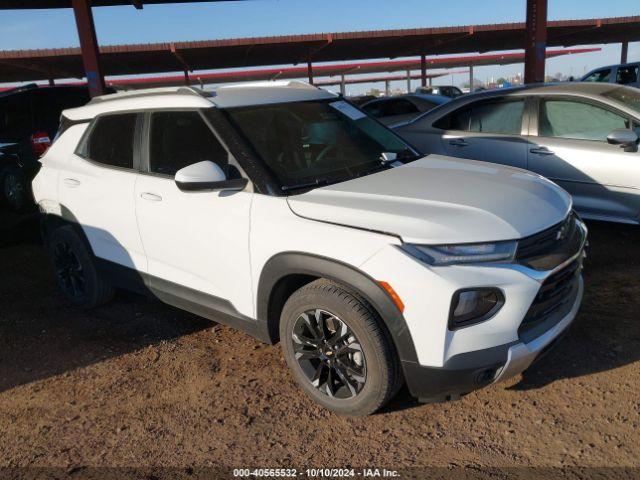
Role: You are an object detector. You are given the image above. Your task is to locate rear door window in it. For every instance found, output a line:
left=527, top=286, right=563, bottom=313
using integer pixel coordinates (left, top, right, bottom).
left=78, top=113, right=138, bottom=169
left=538, top=99, right=628, bottom=141
left=435, top=99, right=525, bottom=135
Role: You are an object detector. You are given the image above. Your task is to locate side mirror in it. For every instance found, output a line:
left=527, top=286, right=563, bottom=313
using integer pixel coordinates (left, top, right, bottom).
left=175, top=161, right=248, bottom=192
left=607, top=129, right=639, bottom=152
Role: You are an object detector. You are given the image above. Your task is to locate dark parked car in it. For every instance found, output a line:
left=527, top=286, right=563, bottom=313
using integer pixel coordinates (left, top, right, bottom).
left=415, top=85, right=464, bottom=98
left=581, top=62, right=640, bottom=89
left=361, top=93, right=450, bottom=126
left=0, top=84, right=91, bottom=211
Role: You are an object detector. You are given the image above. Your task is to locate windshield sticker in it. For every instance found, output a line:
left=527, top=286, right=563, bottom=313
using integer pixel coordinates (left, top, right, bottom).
left=330, top=101, right=366, bottom=121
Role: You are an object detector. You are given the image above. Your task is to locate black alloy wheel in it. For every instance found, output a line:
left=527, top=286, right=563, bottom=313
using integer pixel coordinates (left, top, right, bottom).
left=291, top=308, right=367, bottom=399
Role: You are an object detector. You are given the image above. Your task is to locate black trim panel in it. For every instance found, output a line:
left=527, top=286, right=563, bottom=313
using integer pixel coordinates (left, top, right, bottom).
left=402, top=341, right=515, bottom=402
left=93, top=258, right=272, bottom=343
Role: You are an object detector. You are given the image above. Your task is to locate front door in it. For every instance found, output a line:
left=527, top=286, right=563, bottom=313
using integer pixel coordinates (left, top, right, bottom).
left=528, top=97, right=640, bottom=223
left=134, top=110, right=254, bottom=317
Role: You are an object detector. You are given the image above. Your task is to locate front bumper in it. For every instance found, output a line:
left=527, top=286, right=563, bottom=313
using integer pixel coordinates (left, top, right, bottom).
left=402, top=275, right=583, bottom=403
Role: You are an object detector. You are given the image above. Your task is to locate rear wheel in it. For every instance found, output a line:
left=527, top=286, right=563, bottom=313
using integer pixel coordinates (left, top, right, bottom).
left=2, top=165, right=28, bottom=212
left=280, top=279, right=400, bottom=416
left=47, top=225, right=114, bottom=309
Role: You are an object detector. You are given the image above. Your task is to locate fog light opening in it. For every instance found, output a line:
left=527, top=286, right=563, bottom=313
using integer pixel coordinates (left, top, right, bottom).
left=449, top=288, right=504, bottom=330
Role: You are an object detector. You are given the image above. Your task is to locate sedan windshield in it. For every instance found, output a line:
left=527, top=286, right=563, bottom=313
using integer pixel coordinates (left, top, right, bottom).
left=221, top=99, right=416, bottom=191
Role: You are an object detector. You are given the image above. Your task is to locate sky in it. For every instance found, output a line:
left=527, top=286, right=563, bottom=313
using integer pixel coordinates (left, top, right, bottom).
left=1, top=0, right=639, bottom=94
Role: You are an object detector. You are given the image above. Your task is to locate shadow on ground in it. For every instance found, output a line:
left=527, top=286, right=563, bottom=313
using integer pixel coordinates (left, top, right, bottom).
left=1, top=210, right=639, bottom=407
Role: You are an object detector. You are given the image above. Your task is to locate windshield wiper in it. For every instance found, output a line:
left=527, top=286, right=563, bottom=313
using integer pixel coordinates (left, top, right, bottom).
left=281, top=178, right=337, bottom=192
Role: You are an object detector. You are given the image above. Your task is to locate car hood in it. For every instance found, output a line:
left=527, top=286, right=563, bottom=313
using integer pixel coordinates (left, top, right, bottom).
left=286, top=155, right=571, bottom=244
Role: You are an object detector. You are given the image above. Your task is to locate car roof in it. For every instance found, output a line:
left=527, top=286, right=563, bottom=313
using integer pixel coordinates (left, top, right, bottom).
left=457, top=81, right=627, bottom=100
left=62, top=81, right=336, bottom=121
left=400, top=82, right=640, bottom=128
left=584, top=62, right=640, bottom=73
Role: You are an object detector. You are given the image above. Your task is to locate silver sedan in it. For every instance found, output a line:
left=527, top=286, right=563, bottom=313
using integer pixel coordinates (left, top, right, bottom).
left=394, top=83, right=640, bottom=224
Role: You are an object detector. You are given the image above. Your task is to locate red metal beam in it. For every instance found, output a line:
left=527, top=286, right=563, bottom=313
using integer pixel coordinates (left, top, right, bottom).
left=524, top=0, right=548, bottom=84
left=71, top=0, right=106, bottom=97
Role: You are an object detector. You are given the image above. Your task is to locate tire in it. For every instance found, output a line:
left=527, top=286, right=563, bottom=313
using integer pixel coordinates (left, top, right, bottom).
left=2, top=165, right=30, bottom=212
left=47, top=225, right=114, bottom=309
left=280, top=279, right=401, bottom=416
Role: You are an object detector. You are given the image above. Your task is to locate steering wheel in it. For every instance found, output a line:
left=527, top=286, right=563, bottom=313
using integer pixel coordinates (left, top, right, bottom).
left=315, top=143, right=341, bottom=165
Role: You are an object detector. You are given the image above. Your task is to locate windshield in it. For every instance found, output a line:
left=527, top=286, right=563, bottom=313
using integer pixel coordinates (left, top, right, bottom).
left=603, top=87, right=640, bottom=115
left=221, top=99, right=416, bottom=191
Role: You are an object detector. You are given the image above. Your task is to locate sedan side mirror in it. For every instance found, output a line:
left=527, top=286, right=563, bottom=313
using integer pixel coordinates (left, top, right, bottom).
left=607, top=129, right=639, bottom=152
left=175, top=161, right=248, bottom=192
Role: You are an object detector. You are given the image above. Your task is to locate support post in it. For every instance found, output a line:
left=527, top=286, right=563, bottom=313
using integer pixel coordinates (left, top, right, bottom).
left=406, top=70, right=411, bottom=93
left=184, top=69, right=190, bottom=86
left=71, top=0, right=106, bottom=97
left=48, top=78, right=55, bottom=87
left=307, top=61, right=314, bottom=85
left=385, top=80, right=390, bottom=96
left=469, top=65, right=474, bottom=93
left=340, top=75, right=346, bottom=96
left=621, top=41, right=629, bottom=64
left=524, top=0, right=547, bottom=84
left=420, top=54, right=427, bottom=87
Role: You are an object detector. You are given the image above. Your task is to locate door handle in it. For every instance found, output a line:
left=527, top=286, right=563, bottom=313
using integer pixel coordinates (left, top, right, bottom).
left=63, top=178, right=81, bottom=187
left=530, top=147, right=555, bottom=156
left=449, top=138, right=469, bottom=147
left=140, top=192, right=163, bottom=202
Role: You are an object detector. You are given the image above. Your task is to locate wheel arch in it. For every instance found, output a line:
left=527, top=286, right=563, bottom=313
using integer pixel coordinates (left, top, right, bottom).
left=256, top=252, right=418, bottom=364
left=39, top=208, right=94, bottom=256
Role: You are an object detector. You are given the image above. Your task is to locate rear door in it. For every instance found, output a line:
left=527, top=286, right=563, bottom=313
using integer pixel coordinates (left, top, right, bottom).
left=58, top=112, right=147, bottom=270
left=437, top=96, right=529, bottom=169
left=527, top=96, right=640, bottom=223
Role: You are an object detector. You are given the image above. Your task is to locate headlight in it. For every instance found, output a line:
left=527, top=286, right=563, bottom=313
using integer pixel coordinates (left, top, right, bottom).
left=402, top=240, right=517, bottom=266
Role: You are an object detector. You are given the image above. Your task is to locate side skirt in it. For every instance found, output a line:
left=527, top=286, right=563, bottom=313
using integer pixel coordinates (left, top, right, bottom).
left=95, top=259, right=272, bottom=344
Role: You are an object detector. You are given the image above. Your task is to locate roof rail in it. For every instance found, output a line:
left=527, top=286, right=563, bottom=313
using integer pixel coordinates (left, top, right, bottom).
left=0, top=83, right=38, bottom=98
left=88, top=86, right=212, bottom=104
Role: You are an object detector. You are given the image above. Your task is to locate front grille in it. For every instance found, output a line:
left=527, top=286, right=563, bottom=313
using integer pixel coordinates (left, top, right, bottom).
left=518, top=259, right=582, bottom=343
left=516, top=212, right=584, bottom=271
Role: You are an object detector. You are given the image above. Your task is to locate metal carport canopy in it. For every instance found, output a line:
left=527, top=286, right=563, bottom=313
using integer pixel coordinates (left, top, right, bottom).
left=0, top=16, right=637, bottom=83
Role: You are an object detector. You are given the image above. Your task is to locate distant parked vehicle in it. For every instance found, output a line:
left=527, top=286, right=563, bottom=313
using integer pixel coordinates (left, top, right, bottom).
left=395, top=82, right=640, bottom=225
left=581, top=63, right=640, bottom=89
left=0, top=84, right=92, bottom=211
left=361, top=93, right=450, bottom=125
left=346, top=95, right=377, bottom=106
left=415, top=85, right=464, bottom=98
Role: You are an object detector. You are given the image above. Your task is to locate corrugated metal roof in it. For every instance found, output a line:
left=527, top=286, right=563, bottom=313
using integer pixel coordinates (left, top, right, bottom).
left=0, top=16, right=635, bottom=83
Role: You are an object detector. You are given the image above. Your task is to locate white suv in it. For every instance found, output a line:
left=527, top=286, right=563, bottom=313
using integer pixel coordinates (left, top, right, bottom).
left=33, top=82, right=587, bottom=415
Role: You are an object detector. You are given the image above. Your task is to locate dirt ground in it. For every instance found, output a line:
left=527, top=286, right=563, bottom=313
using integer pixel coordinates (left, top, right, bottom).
left=0, top=210, right=639, bottom=477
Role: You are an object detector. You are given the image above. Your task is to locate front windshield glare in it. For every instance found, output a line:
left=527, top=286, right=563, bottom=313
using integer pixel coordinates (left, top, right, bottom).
left=222, top=99, right=414, bottom=190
